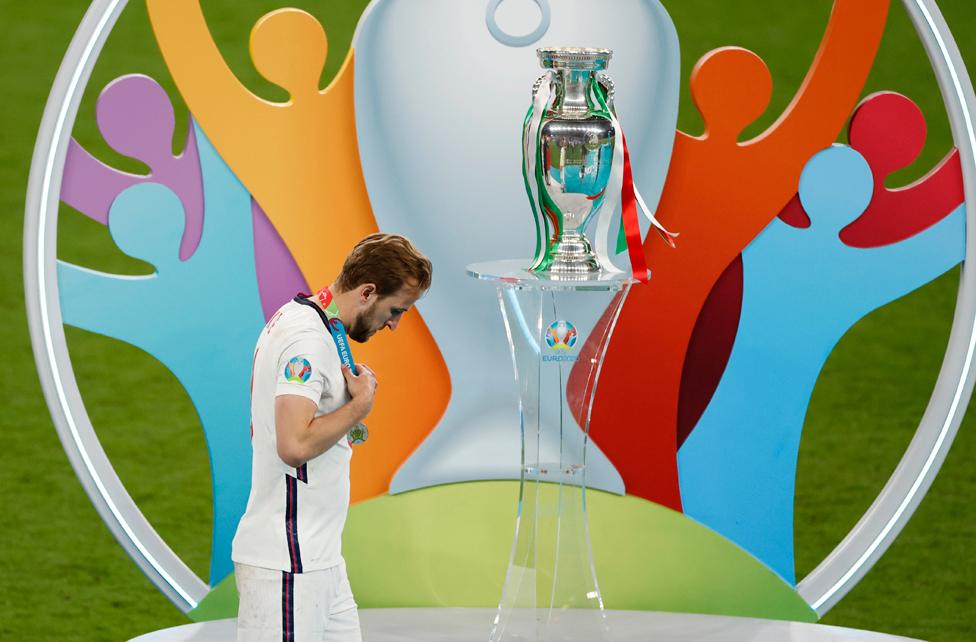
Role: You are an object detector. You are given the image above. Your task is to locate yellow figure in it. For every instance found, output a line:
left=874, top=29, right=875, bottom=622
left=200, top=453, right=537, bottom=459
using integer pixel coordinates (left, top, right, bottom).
left=146, top=2, right=450, bottom=502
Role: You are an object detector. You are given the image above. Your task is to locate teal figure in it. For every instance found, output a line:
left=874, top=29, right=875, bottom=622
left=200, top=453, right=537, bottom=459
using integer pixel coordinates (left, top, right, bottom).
left=678, top=144, right=965, bottom=584
left=57, top=122, right=266, bottom=585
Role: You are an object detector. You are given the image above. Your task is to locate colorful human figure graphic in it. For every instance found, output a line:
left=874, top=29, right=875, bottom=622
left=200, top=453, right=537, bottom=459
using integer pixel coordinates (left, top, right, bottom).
left=569, top=0, right=890, bottom=510
left=678, top=254, right=746, bottom=447
left=248, top=197, right=308, bottom=320
left=62, top=74, right=204, bottom=260
left=679, top=193, right=809, bottom=445
left=677, top=90, right=965, bottom=452
left=841, top=91, right=964, bottom=247
left=57, top=123, right=266, bottom=585
left=61, top=73, right=306, bottom=320
left=678, top=144, right=965, bottom=584
left=146, top=1, right=451, bottom=503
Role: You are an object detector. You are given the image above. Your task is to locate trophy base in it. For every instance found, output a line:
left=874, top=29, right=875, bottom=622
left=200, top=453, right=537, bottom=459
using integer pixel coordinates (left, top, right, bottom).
left=547, top=231, right=601, bottom=276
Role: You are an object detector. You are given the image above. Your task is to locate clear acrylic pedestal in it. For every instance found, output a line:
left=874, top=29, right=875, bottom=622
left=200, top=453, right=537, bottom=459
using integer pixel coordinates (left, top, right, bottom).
left=467, top=260, right=635, bottom=642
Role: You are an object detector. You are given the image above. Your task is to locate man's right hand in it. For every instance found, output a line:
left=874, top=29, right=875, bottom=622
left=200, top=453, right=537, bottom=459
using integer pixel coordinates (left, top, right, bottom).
left=343, top=364, right=378, bottom=415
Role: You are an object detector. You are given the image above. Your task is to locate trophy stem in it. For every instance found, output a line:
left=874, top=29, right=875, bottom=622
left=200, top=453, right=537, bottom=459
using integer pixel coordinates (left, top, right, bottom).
left=549, top=231, right=600, bottom=275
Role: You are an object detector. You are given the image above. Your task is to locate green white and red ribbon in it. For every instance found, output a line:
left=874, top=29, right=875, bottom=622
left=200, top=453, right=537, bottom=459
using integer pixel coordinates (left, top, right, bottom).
left=523, top=71, right=558, bottom=271
left=522, top=73, right=676, bottom=281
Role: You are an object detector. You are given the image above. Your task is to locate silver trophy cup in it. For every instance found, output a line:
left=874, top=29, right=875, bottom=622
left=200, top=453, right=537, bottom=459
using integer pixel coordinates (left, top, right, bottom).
left=534, top=47, right=615, bottom=275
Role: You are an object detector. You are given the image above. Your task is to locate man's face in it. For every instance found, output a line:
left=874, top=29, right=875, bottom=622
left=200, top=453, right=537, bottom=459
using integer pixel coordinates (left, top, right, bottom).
left=347, top=284, right=423, bottom=343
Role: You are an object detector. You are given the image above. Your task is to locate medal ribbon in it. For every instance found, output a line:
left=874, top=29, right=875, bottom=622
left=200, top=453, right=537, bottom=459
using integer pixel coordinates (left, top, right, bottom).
left=315, top=287, right=357, bottom=375
left=298, top=288, right=368, bottom=445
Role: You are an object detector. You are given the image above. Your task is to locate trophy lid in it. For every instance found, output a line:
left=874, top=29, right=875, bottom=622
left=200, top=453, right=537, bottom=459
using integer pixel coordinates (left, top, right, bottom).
left=537, top=47, right=612, bottom=71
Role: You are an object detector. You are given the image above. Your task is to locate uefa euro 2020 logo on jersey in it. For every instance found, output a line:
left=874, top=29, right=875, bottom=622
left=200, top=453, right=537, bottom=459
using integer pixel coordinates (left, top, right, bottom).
left=284, top=357, right=312, bottom=383
left=545, top=321, right=578, bottom=351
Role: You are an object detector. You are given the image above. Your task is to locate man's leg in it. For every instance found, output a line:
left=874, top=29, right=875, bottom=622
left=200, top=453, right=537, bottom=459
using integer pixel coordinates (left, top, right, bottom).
left=322, top=560, right=362, bottom=642
left=236, top=562, right=283, bottom=641
left=236, top=562, right=332, bottom=641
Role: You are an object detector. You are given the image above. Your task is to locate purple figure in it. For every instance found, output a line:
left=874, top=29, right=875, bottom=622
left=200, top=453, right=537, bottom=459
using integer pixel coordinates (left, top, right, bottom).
left=61, top=73, right=307, bottom=316
left=62, top=74, right=205, bottom=260
left=250, top=198, right=309, bottom=319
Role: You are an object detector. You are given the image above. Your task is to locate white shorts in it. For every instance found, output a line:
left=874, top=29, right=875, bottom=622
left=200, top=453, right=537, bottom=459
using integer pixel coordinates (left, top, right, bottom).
left=235, top=561, right=361, bottom=642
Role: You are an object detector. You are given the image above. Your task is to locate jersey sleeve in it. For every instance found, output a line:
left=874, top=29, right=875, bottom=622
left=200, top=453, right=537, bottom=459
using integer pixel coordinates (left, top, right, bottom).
left=274, top=330, right=339, bottom=405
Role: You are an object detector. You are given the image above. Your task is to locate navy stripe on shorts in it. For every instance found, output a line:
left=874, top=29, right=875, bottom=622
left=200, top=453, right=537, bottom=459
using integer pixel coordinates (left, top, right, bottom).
left=281, top=571, right=295, bottom=642
left=284, top=475, right=303, bottom=573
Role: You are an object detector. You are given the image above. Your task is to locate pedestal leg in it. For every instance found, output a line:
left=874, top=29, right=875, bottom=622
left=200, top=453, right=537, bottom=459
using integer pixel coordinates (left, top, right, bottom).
left=490, top=283, right=631, bottom=642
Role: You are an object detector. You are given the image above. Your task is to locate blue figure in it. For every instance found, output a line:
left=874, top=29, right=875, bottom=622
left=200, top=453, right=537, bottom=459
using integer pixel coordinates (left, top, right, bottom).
left=58, top=122, right=266, bottom=585
left=677, top=144, right=965, bottom=585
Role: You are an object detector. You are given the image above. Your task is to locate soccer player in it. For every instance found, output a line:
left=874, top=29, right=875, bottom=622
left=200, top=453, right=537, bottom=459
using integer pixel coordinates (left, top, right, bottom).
left=232, top=233, right=432, bottom=641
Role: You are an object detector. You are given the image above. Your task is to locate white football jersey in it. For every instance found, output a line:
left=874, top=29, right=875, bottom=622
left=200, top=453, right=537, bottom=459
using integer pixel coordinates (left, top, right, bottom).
left=232, top=297, right=353, bottom=573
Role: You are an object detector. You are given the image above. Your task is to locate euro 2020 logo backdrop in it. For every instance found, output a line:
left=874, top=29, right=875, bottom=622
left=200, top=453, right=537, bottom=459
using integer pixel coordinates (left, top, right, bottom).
left=23, top=0, right=976, bottom=624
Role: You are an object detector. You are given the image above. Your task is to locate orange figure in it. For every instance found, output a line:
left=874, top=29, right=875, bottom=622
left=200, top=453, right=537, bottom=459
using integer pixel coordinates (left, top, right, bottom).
left=572, top=0, right=889, bottom=510
left=145, top=2, right=451, bottom=502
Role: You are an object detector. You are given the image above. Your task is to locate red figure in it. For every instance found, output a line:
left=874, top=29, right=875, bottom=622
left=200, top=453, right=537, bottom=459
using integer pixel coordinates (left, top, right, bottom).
left=841, top=91, right=963, bottom=247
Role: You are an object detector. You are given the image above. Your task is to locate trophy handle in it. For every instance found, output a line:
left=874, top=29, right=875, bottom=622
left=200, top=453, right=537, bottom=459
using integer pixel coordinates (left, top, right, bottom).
left=532, top=73, right=551, bottom=99
left=597, top=73, right=615, bottom=112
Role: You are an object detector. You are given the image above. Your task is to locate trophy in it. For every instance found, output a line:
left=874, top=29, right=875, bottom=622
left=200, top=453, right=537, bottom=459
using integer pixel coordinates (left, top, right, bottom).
left=525, top=47, right=616, bottom=276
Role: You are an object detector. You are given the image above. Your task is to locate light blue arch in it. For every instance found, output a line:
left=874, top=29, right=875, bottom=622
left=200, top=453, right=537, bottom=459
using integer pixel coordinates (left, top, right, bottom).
left=57, top=121, right=265, bottom=585
left=354, top=0, right=681, bottom=495
left=678, top=145, right=966, bottom=585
